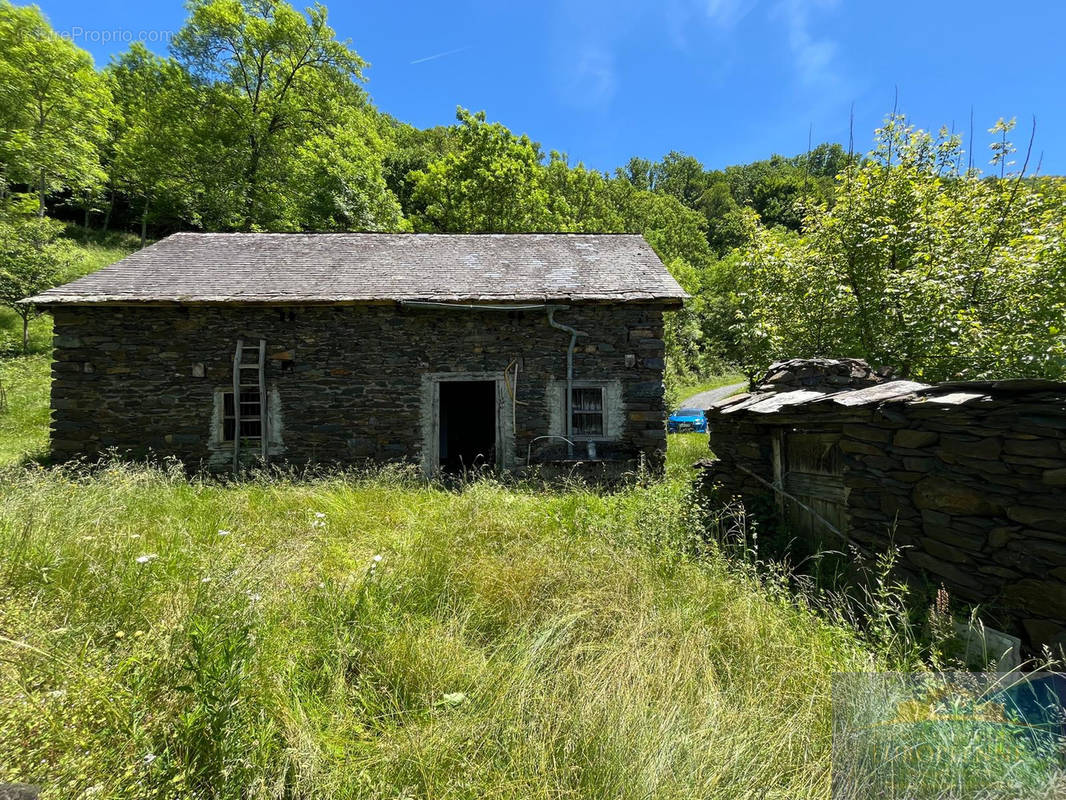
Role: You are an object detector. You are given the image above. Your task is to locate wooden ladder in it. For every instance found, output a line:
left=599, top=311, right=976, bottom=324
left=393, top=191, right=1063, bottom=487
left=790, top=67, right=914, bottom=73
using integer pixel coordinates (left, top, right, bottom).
left=232, top=339, right=268, bottom=471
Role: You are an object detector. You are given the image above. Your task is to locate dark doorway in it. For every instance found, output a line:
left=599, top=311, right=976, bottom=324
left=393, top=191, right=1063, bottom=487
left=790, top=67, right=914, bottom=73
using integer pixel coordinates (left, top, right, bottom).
left=439, top=380, right=497, bottom=471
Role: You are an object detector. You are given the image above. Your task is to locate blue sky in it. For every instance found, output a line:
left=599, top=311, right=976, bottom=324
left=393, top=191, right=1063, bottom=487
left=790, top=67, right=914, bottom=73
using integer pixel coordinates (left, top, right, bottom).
left=37, top=0, right=1066, bottom=174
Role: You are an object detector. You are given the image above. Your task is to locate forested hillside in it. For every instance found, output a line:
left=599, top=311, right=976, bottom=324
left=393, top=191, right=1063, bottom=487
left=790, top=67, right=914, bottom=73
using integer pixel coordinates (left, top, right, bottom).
left=0, top=0, right=1063, bottom=382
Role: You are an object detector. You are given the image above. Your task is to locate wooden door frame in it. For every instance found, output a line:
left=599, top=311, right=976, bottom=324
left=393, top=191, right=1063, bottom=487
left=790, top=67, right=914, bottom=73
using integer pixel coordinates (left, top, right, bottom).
left=421, top=372, right=515, bottom=475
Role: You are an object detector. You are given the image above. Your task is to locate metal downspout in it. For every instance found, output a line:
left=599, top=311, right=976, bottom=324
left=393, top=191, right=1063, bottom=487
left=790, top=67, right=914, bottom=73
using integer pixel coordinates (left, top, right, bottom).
left=547, top=306, right=587, bottom=459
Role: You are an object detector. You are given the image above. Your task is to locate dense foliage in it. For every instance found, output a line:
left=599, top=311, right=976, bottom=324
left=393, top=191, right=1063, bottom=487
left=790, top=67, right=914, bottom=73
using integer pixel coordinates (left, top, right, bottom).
left=719, top=119, right=1066, bottom=381
left=0, top=0, right=1062, bottom=382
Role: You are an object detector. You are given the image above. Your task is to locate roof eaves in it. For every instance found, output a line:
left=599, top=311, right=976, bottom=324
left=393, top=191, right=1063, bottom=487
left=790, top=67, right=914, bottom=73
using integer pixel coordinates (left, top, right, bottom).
left=24, top=292, right=687, bottom=306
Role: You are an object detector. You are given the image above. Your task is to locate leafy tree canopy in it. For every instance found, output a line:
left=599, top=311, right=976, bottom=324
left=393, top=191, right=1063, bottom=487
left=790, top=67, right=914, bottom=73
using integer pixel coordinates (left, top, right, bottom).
left=0, top=1, right=113, bottom=214
left=0, top=0, right=1061, bottom=384
left=726, top=116, right=1066, bottom=381
left=172, top=0, right=400, bottom=231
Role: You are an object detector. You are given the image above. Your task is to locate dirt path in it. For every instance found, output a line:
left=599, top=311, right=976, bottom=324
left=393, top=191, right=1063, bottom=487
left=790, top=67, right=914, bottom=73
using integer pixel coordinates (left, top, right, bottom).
left=679, top=382, right=747, bottom=411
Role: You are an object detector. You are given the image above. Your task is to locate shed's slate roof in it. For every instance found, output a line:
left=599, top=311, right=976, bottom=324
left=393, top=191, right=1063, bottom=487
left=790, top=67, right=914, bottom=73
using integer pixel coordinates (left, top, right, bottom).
left=26, top=233, right=687, bottom=306
left=709, top=378, right=1066, bottom=416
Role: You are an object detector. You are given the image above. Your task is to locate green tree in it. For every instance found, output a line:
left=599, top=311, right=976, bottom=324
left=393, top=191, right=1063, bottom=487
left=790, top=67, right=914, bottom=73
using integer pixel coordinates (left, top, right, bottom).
left=410, top=108, right=555, bottom=232
left=730, top=115, right=1066, bottom=381
left=0, top=1, right=113, bottom=215
left=0, top=215, right=68, bottom=351
left=173, top=0, right=397, bottom=231
left=650, top=151, right=708, bottom=207
left=616, top=156, right=655, bottom=192
left=382, top=118, right=452, bottom=219
left=285, top=105, right=405, bottom=231
left=801, top=142, right=849, bottom=178
left=697, top=180, right=748, bottom=255
left=107, top=43, right=198, bottom=245
left=542, top=154, right=624, bottom=232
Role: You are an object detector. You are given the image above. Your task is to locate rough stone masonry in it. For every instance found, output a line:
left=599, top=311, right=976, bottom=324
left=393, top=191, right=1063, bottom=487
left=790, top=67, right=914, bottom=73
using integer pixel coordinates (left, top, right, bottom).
left=701, top=359, right=1066, bottom=651
left=47, top=302, right=672, bottom=472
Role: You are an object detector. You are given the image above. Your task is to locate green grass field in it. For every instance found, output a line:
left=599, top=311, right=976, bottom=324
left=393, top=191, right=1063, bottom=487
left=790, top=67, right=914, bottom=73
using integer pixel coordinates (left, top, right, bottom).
left=0, top=456, right=886, bottom=799
left=0, top=354, right=49, bottom=463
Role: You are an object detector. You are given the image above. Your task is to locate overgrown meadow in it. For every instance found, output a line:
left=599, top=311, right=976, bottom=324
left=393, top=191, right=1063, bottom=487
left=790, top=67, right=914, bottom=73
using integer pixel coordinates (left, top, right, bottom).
left=0, top=447, right=888, bottom=800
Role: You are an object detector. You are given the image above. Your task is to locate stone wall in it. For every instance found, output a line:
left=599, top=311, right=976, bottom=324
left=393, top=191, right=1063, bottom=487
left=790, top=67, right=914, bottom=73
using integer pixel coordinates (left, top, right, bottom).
left=48, top=303, right=669, bottom=473
left=702, top=362, right=1066, bottom=649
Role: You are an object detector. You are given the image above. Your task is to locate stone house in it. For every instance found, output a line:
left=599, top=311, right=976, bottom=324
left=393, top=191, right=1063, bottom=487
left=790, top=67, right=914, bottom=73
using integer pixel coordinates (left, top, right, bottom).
left=26, top=233, right=686, bottom=474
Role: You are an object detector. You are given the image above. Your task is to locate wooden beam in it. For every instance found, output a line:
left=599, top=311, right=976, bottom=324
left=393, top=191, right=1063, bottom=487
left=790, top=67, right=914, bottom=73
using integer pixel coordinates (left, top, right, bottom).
left=232, top=339, right=242, bottom=473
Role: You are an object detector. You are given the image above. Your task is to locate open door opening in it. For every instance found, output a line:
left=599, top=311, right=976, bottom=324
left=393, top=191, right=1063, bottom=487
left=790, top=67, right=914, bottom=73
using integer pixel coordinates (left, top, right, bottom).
left=438, top=380, right=497, bottom=471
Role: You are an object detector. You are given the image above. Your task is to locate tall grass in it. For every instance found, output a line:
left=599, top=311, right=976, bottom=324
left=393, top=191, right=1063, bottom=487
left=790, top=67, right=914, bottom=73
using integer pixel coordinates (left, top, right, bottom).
left=0, top=354, right=49, bottom=464
left=0, top=460, right=882, bottom=799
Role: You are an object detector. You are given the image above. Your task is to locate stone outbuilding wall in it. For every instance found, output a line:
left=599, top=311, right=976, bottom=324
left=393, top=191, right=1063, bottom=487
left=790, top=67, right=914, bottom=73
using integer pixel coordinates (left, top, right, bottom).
left=701, top=359, right=1066, bottom=649
left=47, top=302, right=670, bottom=474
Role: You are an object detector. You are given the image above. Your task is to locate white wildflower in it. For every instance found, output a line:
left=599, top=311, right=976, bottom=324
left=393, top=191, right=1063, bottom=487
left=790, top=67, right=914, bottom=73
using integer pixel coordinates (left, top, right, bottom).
left=314, top=512, right=326, bottom=519
left=217, top=530, right=231, bottom=537
left=143, top=753, right=156, bottom=766
left=372, top=554, right=383, bottom=563
left=135, top=553, right=158, bottom=564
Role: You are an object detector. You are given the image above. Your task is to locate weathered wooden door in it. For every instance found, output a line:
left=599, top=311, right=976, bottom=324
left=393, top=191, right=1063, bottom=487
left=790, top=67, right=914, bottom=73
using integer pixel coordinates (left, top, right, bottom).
left=777, top=430, right=848, bottom=539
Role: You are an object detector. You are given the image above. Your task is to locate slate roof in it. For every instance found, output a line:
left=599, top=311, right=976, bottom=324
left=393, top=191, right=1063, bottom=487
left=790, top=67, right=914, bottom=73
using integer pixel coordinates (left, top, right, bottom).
left=707, top=378, right=1066, bottom=416
left=26, top=233, right=687, bottom=306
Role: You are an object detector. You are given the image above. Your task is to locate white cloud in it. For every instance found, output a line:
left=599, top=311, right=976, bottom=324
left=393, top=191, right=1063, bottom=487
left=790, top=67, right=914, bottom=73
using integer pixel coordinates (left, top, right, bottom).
left=704, top=0, right=758, bottom=29
left=567, top=44, right=617, bottom=106
left=664, top=0, right=757, bottom=49
left=772, top=0, right=841, bottom=87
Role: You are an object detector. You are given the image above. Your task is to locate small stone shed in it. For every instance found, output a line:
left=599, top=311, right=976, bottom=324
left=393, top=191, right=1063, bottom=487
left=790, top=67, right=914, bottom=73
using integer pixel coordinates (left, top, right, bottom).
left=26, top=233, right=686, bottom=474
left=702, top=359, right=1066, bottom=648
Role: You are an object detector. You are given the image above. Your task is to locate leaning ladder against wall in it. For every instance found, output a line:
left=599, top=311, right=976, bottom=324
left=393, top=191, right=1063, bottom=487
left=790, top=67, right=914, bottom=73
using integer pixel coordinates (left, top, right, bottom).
left=232, top=339, right=268, bottom=471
